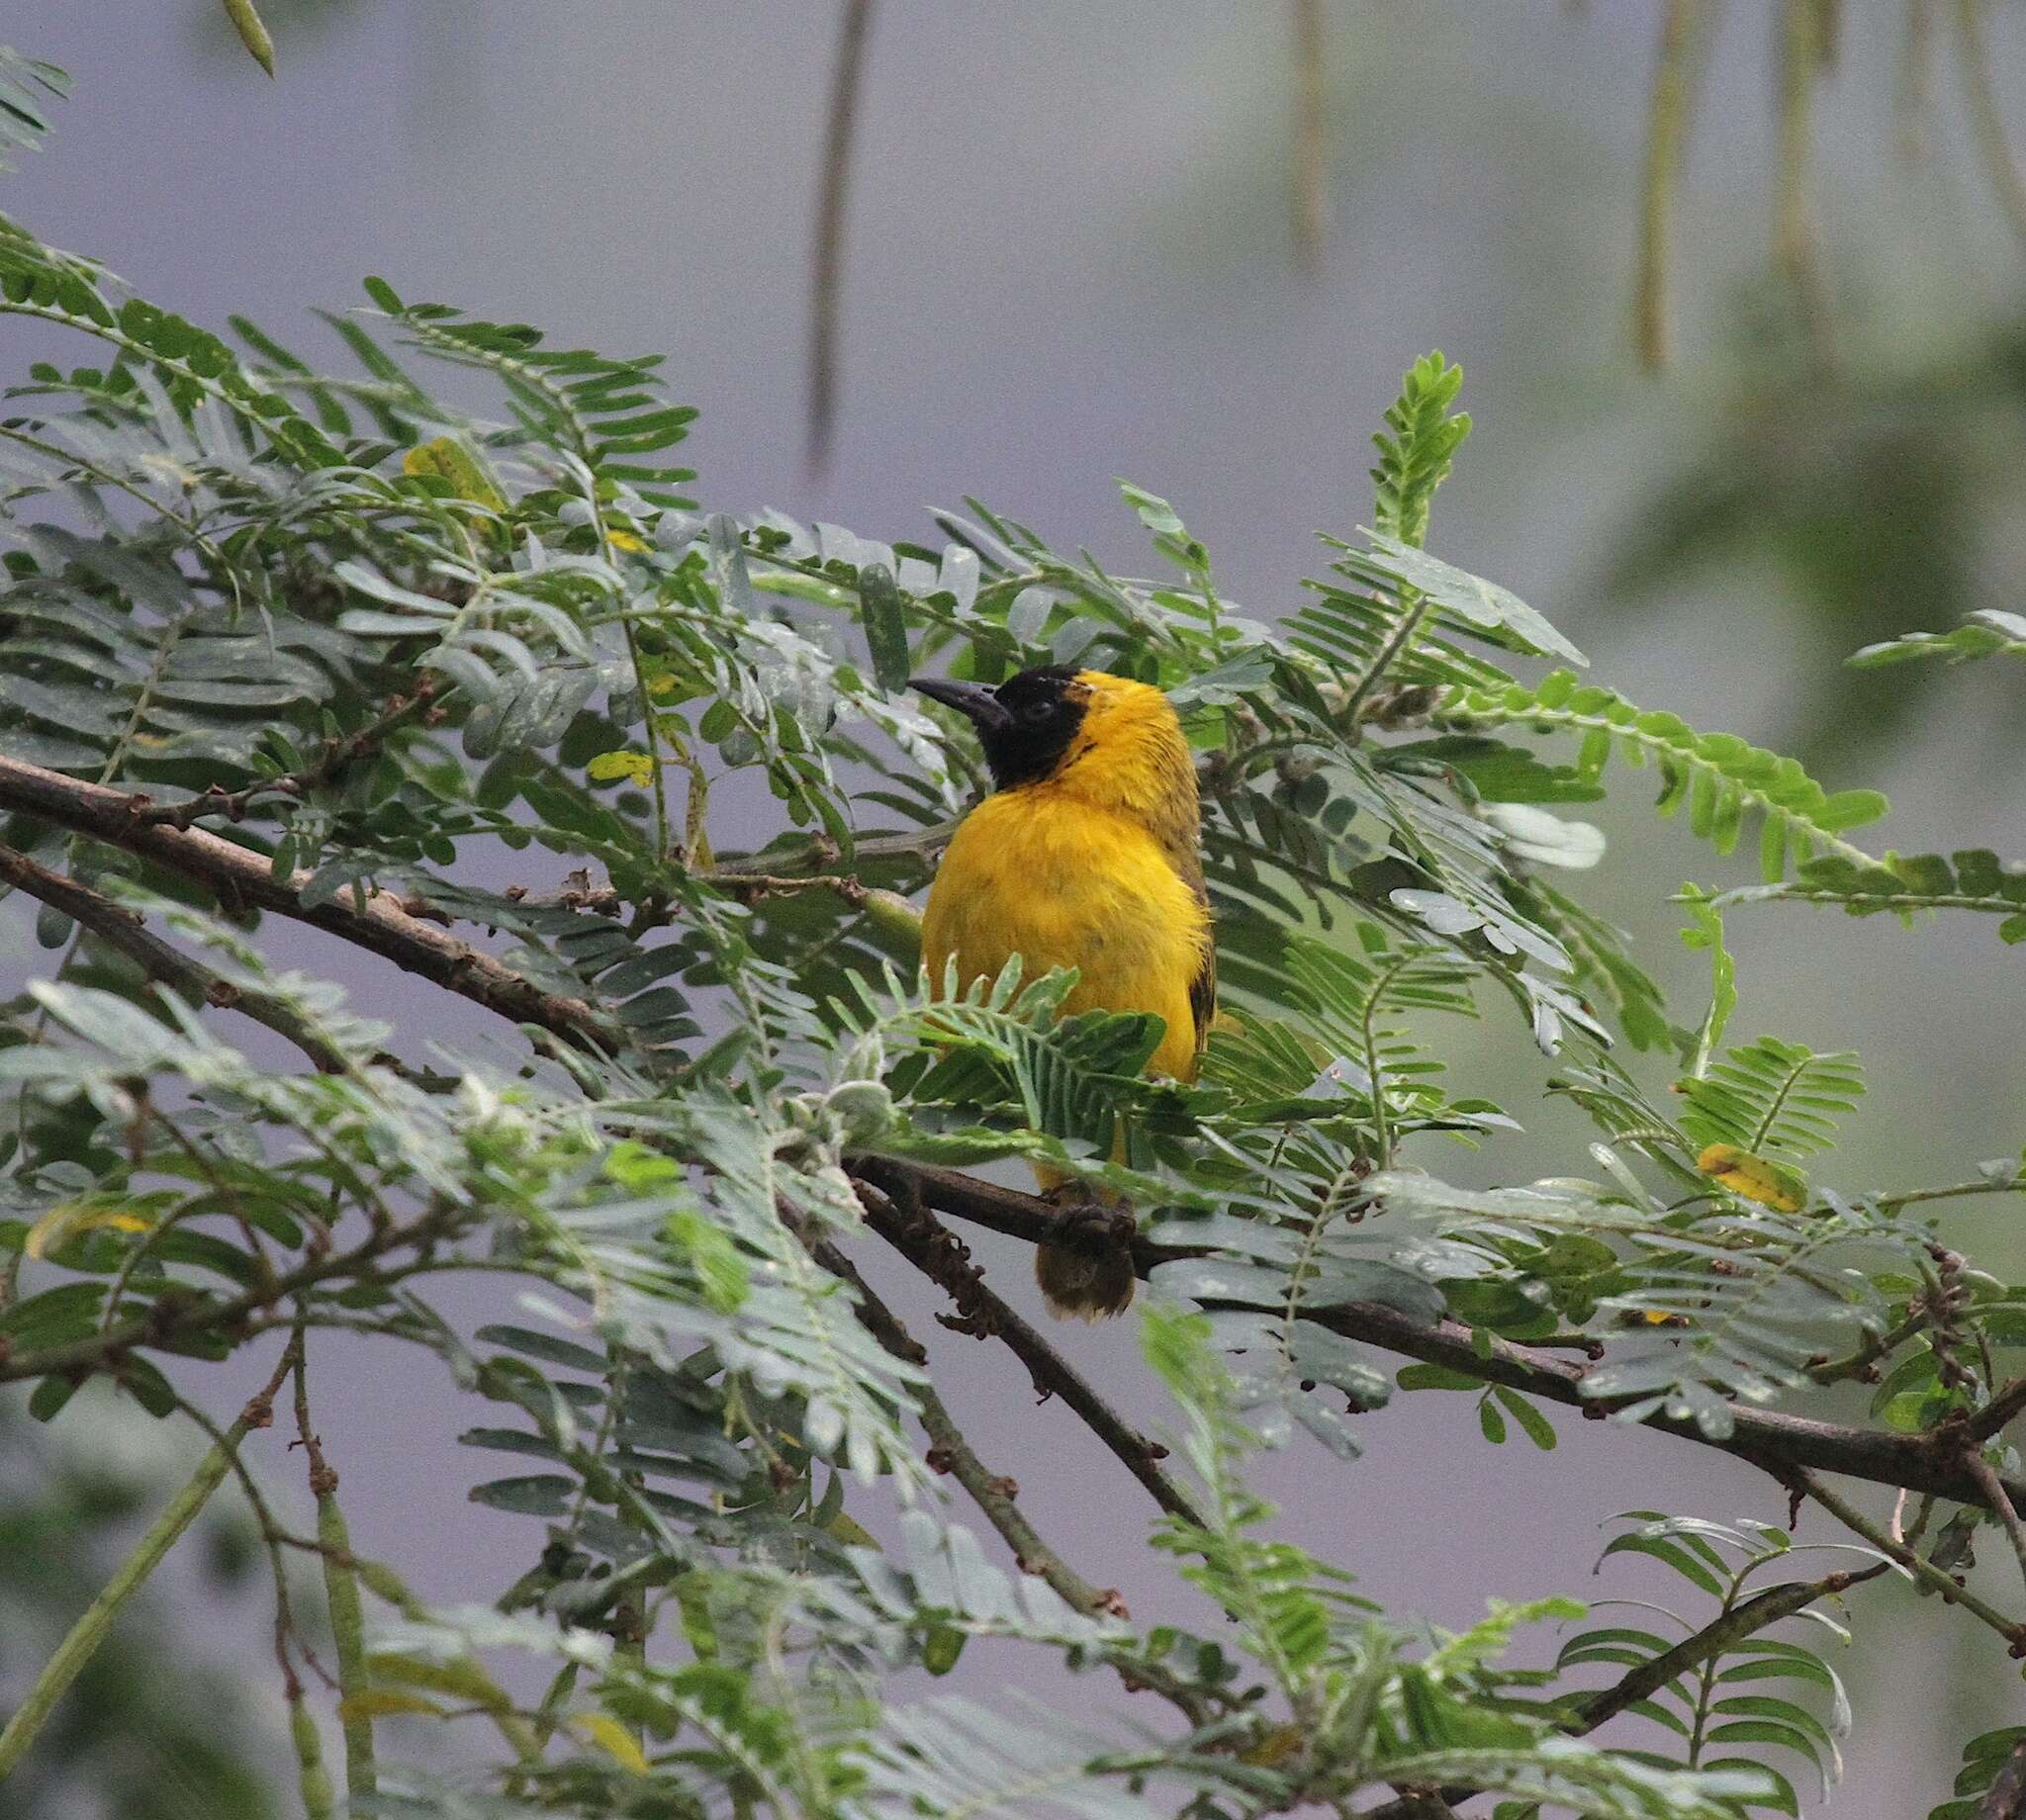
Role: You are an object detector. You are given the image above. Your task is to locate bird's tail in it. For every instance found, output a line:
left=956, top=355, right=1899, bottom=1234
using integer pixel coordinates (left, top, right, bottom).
left=1034, top=1240, right=1137, bottom=1321
left=1031, top=1161, right=1136, bottom=1320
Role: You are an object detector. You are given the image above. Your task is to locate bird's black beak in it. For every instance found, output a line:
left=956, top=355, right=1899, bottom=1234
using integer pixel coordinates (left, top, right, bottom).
left=909, top=676, right=1010, bottom=731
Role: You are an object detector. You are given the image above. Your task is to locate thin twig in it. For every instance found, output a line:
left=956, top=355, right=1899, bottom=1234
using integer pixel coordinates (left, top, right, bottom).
left=169, top=1378, right=335, bottom=1693
left=1971, top=1376, right=2026, bottom=1443
left=124, top=683, right=435, bottom=828
left=850, top=1167, right=1206, bottom=1527
left=0, top=752, right=618, bottom=1055
left=1358, top=1561, right=1888, bottom=1820
left=0, top=1199, right=462, bottom=1386
left=1966, top=1449, right=2026, bottom=1602
left=1883, top=1174, right=2026, bottom=1213
left=806, top=0, right=875, bottom=477
left=1954, top=0, right=2026, bottom=248
left=1808, top=1307, right=1928, bottom=1385
left=857, top=1153, right=2026, bottom=1518
left=1636, top=0, right=1703, bottom=369
left=0, top=842, right=350, bottom=1073
left=810, top=1235, right=1124, bottom=1617
left=1291, top=0, right=1329, bottom=273
left=1787, top=1466, right=2026, bottom=1649
left=292, top=1329, right=377, bottom=1802
left=808, top=1234, right=1220, bottom=1728
left=0, top=1346, right=297, bottom=1780
left=1568, top=1562, right=1888, bottom=1732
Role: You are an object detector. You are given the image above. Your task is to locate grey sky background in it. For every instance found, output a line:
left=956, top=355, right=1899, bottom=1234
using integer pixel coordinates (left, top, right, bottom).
left=5, top=4, right=2026, bottom=1814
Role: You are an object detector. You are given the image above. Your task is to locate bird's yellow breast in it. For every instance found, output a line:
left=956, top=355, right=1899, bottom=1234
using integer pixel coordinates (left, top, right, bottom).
left=922, top=786, right=1208, bottom=1082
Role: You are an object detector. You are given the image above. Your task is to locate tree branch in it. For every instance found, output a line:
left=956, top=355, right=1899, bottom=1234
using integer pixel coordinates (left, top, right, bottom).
left=1966, top=1448, right=2026, bottom=1606
left=809, top=1233, right=1127, bottom=1619
left=0, top=841, right=348, bottom=1073
left=124, top=682, right=435, bottom=829
left=849, top=1164, right=1206, bottom=1528
left=0, top=752, right=616, bottom=1055
left=1358, top=1565, right=1890, bottom=1820
left=10, top=736, right=2021, bottom=1540
left=808, top=1232, right=1224, bottom=1732
left=0, top=1201, right=459, bottom=1387
left=1970, top=1375, right=2026, bottom=1444
left=1569, top=1562, right=1888, bottom=1734
left=859, top=1154, right=2026, bottom=1519
left=1786, top=1466, right=2025, bottom=1649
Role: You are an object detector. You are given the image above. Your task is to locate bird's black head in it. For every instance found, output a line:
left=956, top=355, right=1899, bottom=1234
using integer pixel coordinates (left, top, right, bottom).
left=910, top=665, right=1088, bottom=789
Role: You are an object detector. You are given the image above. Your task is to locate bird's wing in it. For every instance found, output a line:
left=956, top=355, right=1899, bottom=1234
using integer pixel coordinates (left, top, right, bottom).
left=1172, top=845, right=1216, bottom=1070
left=1187, top=925, right=1216, bottom=1062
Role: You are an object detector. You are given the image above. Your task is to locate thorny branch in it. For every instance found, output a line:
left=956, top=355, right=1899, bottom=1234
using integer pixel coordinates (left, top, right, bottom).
left=0, top=1198, right=464, bottom=1386
left=870, top=1155, right=2026, bottom=1520
left=849, top=1163, right=1206, bottom=1528
left=0, top=841, right=350, bottom=1073
left=807, top=1234, right=1217, bottom=1729
left=123, top=682, right=437, bottom=829
left=6, top=740, right=2026, bottom=1674
left=1358, top=1560, right=1891, bottom=1820
left=809, top=1234, right=1126, bottom=1617
left=1568, top=1561, right=1888, bottom=1733
left=1785, top=1467, right=2026, bottom=1651
left=0, top=752, right=615, bottom=1053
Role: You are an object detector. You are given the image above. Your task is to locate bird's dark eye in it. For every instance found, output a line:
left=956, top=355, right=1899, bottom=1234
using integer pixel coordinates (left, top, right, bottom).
left=1021, top=699, right=1054, bottom=724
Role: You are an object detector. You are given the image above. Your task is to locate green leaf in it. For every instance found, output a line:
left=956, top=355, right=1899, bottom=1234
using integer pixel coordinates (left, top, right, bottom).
left=1353, top=531, right=1587, bottom=667
left=1492, top=1386, right=1557, bottom=1451
left=858, top=563, right=912, bottom=693
left=1675, top=1036, right=1863, bottom=1162
left=1849, top=608, right=2026, bottom=668
left=0, top=48, right=70, bottom=171
left=1370, top=350, right=1471, bottom=551
left=1399, top=1363, right=1487, bottom=1392
left=1712, top=848, right=2026, bottom=948
left=219, top=0, right=277, bottom=76
left=1449, top=675, right=1887, bottom=879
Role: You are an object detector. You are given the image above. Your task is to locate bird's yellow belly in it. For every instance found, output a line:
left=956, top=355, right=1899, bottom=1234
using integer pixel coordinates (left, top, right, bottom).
left=923, top=794, right=1204, bottom=1081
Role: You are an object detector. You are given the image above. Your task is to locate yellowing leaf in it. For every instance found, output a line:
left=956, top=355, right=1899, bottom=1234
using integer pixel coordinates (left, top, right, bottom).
left=1242, top=1723, right=1306, bottom=1767
left=220, top=0, right=276, bottom=76
left=607, top=528, right=648, bottom=554
left=26, top=1203, right=149, bottom=1260
left=587, top=750, right=656, bottom=786
left=824, top=1508, right=878, bottom=1548
left=337, top=1687, right=447, bottom=1721
left=1696, top=1142, right=1806, bottom=1214
left=365, top=1651, right=509, bottom=1711
left=403, top=438, right=506, bottom=512
left=572, top=1712, right=648, bottom=1775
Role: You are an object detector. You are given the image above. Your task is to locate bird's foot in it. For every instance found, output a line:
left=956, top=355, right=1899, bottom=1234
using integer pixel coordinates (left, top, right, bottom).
left=1039, top=1182, right=1136, bottom=1255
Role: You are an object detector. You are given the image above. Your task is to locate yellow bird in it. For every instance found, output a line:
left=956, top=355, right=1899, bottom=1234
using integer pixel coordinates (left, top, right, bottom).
left=911, top=666, right=1215, bottom=1319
